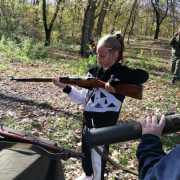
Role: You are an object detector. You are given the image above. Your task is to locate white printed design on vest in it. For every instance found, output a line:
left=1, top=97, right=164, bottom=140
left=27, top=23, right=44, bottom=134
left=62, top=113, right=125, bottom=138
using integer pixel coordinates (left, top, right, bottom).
left=84, top=88, right=121, bottom=112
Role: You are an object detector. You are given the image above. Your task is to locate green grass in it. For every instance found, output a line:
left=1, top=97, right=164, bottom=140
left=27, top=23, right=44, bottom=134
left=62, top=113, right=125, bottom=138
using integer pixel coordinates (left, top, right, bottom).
left=162, top=134, right=180, bottom=152
left=3, top=118, right=18, bottom=128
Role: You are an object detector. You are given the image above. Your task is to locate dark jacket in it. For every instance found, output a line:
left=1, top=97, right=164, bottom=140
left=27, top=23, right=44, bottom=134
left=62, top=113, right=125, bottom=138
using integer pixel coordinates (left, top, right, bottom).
left=170, top=35, right=180, bottom=57
left=136, top=134, right=180, bottom=180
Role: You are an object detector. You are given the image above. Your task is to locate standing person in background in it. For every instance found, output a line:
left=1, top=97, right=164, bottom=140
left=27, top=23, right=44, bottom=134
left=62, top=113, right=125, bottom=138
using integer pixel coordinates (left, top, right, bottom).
left=169, top=28, right=180, bottom=85
left=137, top=115, right=180, bottom=180
left=53, top=31, right=149, bottom=180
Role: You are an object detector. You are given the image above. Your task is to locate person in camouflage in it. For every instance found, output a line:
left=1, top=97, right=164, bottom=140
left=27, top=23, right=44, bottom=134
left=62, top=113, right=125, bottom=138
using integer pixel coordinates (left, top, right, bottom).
left=169, top=28, right=180, bottom=85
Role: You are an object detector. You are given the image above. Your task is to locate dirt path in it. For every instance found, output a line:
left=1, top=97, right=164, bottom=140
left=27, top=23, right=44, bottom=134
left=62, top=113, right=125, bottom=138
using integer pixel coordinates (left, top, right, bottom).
left=128, top=38, right=171, bottom=61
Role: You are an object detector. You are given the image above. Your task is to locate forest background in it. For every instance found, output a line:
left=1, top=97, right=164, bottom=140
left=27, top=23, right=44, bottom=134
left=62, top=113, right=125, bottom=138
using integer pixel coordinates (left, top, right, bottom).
left=0, top=0, right=180, bottom=179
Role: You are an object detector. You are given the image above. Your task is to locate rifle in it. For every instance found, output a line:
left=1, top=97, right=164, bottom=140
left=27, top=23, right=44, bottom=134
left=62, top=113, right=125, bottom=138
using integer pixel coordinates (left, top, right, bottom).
left=11, top=76, right=143, bottom=100
left=84, top=114, right=180, bottom=148
left=0, top=124, right=84, bottom=159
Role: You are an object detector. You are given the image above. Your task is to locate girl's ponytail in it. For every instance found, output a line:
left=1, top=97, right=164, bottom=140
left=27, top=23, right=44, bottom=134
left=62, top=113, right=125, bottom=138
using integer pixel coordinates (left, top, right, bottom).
left=114, top=32, right=124, bottom=64
left=97, top=30, right=124, bottom=63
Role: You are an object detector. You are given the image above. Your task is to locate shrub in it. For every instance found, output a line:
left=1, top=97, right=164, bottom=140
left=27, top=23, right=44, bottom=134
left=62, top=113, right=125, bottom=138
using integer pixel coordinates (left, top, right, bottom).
left=0, top=34, right=49, bottom=61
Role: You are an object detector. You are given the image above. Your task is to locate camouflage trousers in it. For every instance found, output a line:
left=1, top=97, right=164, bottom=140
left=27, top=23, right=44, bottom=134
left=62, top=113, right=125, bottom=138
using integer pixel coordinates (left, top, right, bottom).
left=171, top=55, right=180, bottom=79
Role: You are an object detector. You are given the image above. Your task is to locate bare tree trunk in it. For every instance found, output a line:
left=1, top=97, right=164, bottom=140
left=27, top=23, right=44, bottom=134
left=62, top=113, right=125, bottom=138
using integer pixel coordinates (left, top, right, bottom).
left=154, top=21, right=160, bottom=39
left=42, top=0, right=62, bottom=46
left=123, top=0, right=138, bottom=39
left=96, top=0, right=110, bottom=37
left=171, top=0, right=175, bottom=35
left=33, top=0, right=39, bottom=5
left=127, top=7, right=138, bottom=44
left=80, top=0, right=97, bottom=57
left=111, top=7, right=120, bottom=33
left=88, top=0, right=96, bottom=39
left=151, top=0, right=168, bottom=39
left=111, top=1, right=126, bottom=33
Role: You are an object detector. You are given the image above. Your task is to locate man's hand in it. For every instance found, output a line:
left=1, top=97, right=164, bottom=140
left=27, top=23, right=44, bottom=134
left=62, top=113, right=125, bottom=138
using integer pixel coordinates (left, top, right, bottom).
left=52, top=75, right=66, bottom=88
left=140, top=115, right=166, bottom=139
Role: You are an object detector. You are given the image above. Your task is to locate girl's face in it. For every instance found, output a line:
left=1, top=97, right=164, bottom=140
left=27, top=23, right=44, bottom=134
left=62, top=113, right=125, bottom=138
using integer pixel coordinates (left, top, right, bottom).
left=97, top=45, right=117, bottom=68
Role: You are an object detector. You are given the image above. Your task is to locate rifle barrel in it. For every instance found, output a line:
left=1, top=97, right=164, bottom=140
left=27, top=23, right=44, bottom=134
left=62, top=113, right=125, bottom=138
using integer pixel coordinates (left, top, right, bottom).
left=11, top=76, right=142, bottom=100
left=10, top=76, right=104, bottom=85
left=11, top=77, right=52, bottom=82
left=85, top=114, right=180, bottom=147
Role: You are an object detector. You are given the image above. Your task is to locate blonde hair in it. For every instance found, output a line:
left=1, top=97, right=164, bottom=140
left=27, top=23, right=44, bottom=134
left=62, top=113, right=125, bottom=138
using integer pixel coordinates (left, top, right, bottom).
left=97, top=31, right=124, bottom=63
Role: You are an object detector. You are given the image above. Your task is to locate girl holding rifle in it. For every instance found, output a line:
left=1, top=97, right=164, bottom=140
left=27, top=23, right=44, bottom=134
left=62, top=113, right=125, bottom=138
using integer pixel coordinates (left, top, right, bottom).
left=53, top=31, right=149, bottom=180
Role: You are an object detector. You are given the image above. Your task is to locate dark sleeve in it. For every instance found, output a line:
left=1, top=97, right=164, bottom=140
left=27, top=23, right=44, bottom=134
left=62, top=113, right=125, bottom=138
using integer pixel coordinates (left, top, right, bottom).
left=136, top=134, right=166, bottom=180
left=169, top=37, right=176, bottom=46
left=63, top=85, right=72, bottom=94
left=109, top=65, right=149, bottom=85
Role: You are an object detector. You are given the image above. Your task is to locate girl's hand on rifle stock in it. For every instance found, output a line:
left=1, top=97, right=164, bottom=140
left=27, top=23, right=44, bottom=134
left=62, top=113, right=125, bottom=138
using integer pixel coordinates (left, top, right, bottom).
left=53, top=75, right=66, bottom=88
left=105, top=82, right=116, bottom=93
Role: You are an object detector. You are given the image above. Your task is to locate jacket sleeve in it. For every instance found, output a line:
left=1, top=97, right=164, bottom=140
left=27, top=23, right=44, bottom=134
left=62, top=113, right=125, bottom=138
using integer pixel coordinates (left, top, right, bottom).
left=169, top=36, right=176, bottom=46
left=63, top=85, right=88, bottom=107
left=67, top=87, right=88, bottom=107
left=136, top=134, right=166, bottom=180
left=137, top=135, right=180, bottom=180
left=109, top=66, right=149, bottom=85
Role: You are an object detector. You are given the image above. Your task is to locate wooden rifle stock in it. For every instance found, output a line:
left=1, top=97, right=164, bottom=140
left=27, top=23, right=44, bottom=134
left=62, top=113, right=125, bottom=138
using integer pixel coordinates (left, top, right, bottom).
left=11, top=76, right=143, bottom=100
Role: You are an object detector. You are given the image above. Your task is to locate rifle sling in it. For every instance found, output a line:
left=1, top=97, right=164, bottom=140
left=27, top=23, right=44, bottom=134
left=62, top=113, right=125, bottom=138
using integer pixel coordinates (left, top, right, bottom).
left=94, top=146, right=138, bottom=176
left=0, top=141, right=69, bottom=160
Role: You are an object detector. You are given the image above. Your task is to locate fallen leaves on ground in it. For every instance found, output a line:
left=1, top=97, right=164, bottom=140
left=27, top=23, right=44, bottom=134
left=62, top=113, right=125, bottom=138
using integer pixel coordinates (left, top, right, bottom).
left=0, top=45, right=180, bottom=179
